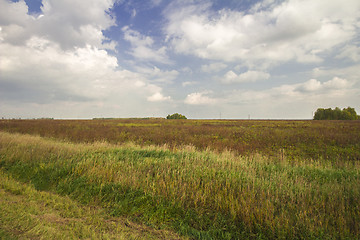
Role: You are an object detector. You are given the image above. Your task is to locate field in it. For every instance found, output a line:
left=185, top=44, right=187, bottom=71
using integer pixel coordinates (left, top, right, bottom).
left=2, top=118, right=360, bottom=161
left=0, top=119, right=360, bottom=239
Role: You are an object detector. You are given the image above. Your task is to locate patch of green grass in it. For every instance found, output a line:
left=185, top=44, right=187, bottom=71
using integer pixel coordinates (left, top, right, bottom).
left=0, top=169, right=185, bottom=240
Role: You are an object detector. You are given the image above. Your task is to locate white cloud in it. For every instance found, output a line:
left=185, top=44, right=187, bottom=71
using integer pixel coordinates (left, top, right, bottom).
left=122, top=26, right=170, bottom=64
left=184, top=91, right=218, bottom=105
left=295, top=79, right=322, bottom=92
left=0, top=0, right=117, bottom=50
left=0, top=36, right=172, bottom=106
left=323, top=77, right=352, bottom=89
left=0, top=0, right=171, bottom=114
left=1, top=0, right=359, bottom=119
left=0, top=37, right=117, bottom=99
left=336, top=44, right=360, bottom=62
left=182, top=81, right=197, bottom=87
left=224, top=76, right=355, bottom=105
left=201, top=62, right=227, bottom=73
left=311, top=65, right=360, bottom=91
left=222, top=70, right=270, bottom=83
left=136, top=66, right=179, bottom=83
left=181, top=66, right=193, bottom=74
left=0, top=0, right=29, bottom=26
left=147, top=92, right=171, bottom=102
left=276, top=77, right=353, bottom=97
left=222, top=76, right=359, bottom=118
left=164, top=0, right=360, bottom=69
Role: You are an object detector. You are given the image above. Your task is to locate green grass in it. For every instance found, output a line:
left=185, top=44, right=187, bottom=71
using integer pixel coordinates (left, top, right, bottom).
left=0, top=176, right=185, bottom=240
left=1, top=131, right=359, bottom=239
left=0, top=169, right=185, bottom=240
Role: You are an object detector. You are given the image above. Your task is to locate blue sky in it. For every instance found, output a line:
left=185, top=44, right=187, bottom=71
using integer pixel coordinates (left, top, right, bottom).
left=1, top=0, right=359, bottom=119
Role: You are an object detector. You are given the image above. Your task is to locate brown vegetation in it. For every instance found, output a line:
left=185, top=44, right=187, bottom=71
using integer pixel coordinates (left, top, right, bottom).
left=1, top=118, right=359, bottom=161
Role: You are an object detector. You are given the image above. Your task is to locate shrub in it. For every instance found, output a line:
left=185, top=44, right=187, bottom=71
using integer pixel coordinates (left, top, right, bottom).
left=166, top=113, right=187, bottom=119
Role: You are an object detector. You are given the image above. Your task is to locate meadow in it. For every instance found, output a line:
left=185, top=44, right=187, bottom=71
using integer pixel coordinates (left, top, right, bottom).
left=1, top=118, right=360, bottom=161
left=0, top=119, right=360, bottom=239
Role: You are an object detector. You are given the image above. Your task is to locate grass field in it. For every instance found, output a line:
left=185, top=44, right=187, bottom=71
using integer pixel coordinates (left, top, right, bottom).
left=1, top=118, right=360, bottom=161
left=0, top=119, right=360, bottom=239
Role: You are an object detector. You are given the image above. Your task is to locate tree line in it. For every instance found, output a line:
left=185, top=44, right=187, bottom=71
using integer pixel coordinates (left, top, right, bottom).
left=314, top=107, right=359, bottom=120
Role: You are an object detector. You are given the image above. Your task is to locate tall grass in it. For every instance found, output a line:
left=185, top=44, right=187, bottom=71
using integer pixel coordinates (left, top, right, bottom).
left=1, top=131, right=359, bottom=239
left=0, top=169, right=184, bottom=240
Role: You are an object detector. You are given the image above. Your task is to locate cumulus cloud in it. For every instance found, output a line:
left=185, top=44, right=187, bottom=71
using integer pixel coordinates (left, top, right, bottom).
left=0, top=0, right=118, bottom=103
left=122, top=26, right=170, bottom=64
left=222, top=70, right=270, bottom=83
left=312, top=64, right=360, bottom=84
left=147, top=92, right=171, bottom=102
left=322, top=77, right=352, bottom=90
left=164, top=0, right=360, bottom=69
left=1, top=0, right=359, bottom=119
left=184, top=91, right=218, bottom=105
left=0, top=0, right=171, bottom=113
left=265, top=77, right=354, bottom=98
left=0, top=37, right=120, bottom=102
left=295, top=79, right=322, bottom=92
left=0, top=0, right=117, bottom=50
left=224, top=76, right=354, bottom=105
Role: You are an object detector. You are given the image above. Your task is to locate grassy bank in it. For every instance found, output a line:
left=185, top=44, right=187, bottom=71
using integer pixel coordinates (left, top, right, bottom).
left=0, top=169, right=184, bottom=240
left=1, top=131, right=359, bottom=239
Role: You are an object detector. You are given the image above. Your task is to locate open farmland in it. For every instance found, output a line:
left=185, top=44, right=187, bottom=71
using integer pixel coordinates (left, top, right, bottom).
left=1, top=119, right=360, bottom=239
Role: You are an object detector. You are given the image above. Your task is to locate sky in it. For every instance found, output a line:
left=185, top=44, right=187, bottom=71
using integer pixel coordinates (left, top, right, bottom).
left=0, top=0, right=359, bottom=119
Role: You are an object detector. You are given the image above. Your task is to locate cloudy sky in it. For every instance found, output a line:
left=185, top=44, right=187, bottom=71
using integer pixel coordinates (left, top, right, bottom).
left=1, top=0, right=359, bottom=119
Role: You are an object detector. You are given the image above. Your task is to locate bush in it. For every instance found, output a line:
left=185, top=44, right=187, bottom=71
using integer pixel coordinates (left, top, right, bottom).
left=166, top=113, right=187, bottom=119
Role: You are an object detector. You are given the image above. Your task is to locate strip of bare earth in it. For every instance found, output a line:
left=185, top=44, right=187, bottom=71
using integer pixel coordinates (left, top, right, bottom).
left=0, top=131, right=359, bottom=239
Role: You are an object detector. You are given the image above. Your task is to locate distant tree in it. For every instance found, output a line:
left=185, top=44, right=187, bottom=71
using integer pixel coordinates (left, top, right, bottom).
left=342, top=107, right=357, bottom=120
left=166, top=113, right=187, bottom=119
left=314, top=107, right=358, bottom=120
left=333, top=107, right=342, bottom=120
left=313, top=108, right=325, bottom=120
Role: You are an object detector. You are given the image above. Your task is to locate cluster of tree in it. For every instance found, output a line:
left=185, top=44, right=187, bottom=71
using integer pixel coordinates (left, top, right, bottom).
left=166, top=113, right=187, bottom=119
left=313, top=107, right=359, bottom=120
